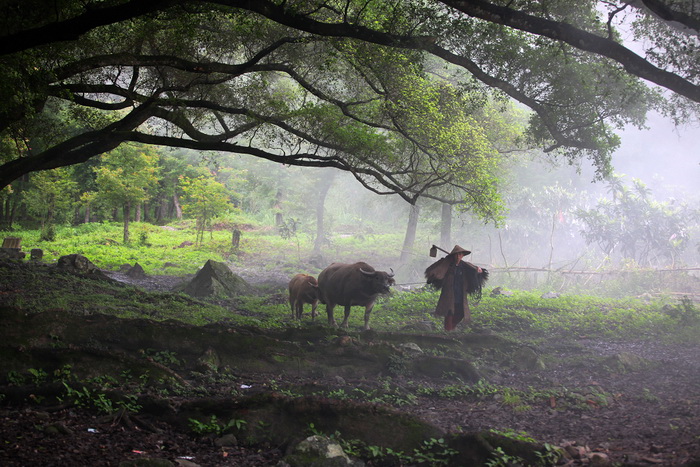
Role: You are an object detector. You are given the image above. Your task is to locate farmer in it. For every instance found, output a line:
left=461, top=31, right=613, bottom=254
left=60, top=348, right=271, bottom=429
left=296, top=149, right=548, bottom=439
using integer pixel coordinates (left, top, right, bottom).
left=424, top=245, right=488, bottom=331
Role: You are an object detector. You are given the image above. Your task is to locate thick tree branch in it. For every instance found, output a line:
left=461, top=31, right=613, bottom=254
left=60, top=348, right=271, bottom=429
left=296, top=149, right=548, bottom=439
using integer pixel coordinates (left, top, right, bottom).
left=208, top=1, right=623, bottom=153
left=0, top=0, right=179, bottom=56
left=218, top=0, right=700, bottom=103
left=0, top=101, right=156, bottom=188
left=441, top=0, right=700, bottom=102
left=54, top=36, right=303, bottom=80
left=123, top=132, right=417, bottom=202
left=639, top=0, right=700, bottom=33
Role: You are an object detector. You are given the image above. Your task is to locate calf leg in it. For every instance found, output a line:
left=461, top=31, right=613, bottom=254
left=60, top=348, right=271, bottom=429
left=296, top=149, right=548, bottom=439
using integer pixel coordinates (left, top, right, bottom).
left=311, top=300, right=318, bottom=320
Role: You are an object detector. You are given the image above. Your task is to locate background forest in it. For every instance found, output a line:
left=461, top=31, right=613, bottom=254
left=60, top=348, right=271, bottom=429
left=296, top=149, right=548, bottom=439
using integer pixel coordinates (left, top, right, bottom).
left=2, top=140, right=698, bottom=299
left=1, top=0, right=699, bottom=299
left=3, top=3, right=700, bottom=465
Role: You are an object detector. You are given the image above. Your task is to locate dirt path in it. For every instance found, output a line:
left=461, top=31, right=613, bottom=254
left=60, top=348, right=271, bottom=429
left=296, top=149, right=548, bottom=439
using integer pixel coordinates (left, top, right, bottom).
left=405, top=337, right=700, bottom=465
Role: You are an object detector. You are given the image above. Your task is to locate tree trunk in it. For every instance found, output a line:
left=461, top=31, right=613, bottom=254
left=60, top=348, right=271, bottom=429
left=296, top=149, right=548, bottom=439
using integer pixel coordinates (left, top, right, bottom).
left=173, top=192, right=182, bottom=219
left=400, top=201, right=420, bottom=263
left=135, top=204, right=142, bottom=223
left=72, top=205, right=81, bottom=225
left=7, top=195, right=18, bottom=230
left=231, top=228, right=241, bottom=249
left=195, top=217, right=203, bottom=246
left=440, top=203, right=452, bottom=248
left=313, top=171, right=335, bottom=255
left=45, top=201, right=55, bottom=229
left=2, top=184, right=23, bottom=230
left=548, top=212, right=558, bottom=269
left=123, top=202, right=131, bottom=244
left=0, top=197, right=10, bottom=230
left=84, top=203, right=91, bottom=224
left=274, top=189, right=283, bottom=226
left=156, top=197, right=167, bottom=224
left=0, top=198, right=7, bottom=227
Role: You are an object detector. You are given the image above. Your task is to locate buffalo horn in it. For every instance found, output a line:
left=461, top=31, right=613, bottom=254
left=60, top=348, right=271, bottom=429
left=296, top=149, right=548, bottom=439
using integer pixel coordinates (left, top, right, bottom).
left=359, top=268, right=375, bottom=276
left=388, top=268, right=395, bottom=277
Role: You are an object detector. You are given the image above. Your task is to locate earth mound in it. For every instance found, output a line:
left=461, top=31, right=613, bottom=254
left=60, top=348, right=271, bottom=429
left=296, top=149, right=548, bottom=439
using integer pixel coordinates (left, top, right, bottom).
left=182, top=259, right=253, bottom=298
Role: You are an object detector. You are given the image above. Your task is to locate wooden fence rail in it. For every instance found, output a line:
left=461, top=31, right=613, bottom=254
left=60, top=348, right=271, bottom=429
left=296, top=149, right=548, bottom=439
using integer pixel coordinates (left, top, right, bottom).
left=489, top=267, right=700, bottom=275
left=486, top=266, right=700, bottom=300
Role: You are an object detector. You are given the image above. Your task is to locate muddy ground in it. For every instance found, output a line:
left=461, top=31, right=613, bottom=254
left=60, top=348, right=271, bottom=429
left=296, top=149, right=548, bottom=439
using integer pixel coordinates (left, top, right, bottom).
left=0, top=262, right=699, bottom=466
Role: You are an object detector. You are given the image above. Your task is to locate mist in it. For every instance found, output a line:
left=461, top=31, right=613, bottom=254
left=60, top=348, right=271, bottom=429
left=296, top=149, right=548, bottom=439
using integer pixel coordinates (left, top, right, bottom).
left=608, top=112, right=699, bottom=201
left=270, top=112, right=699, bottom=296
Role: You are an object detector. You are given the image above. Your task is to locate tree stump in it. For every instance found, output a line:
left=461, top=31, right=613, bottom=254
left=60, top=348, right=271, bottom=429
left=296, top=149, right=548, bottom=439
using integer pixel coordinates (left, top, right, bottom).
left=1, top=237, right=21, bottom=249
left=231, top=228, right=241, bottom=248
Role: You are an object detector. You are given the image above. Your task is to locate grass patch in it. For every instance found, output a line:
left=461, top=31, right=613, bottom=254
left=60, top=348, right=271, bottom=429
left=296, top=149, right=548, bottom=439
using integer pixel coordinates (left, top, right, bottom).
left=3, top=221, right=699, bottom=345
left=9, top=221, right=227, bottom=275
left=468, top=291, right=686, bottom=342
left=374, top=288, right=700, bottom=345
left=7, top=220, right=405, bottom=276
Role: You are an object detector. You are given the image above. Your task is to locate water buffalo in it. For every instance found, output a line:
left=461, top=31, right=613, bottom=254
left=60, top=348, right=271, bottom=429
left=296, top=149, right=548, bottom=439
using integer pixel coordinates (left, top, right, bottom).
left=317, top=262, right=395, bottom=330
left=288, top=273, right=319, bottom=320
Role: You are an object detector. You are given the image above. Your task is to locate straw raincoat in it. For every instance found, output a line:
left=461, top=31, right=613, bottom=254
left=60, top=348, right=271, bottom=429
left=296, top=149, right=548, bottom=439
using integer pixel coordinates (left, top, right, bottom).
left=425, top=245, right=488, bottom=331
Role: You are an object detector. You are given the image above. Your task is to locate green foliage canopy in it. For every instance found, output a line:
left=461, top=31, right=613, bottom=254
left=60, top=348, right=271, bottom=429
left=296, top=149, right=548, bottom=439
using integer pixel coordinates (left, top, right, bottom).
left=180, top=171, right=237, bottom=245
left=94, top=143, right=159, bottom=242
left=23, top=167, right=78, bottom=227
left=94, top=145, right=159, bottom=208
left=0, top=0, right=698, bottom=220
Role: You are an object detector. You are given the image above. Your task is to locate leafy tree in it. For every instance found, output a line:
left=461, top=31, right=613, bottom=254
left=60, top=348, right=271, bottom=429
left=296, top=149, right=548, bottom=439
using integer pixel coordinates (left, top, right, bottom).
left=0, top=182, right=24, bottom=231
left=393, top=78, right=522, bottom=260
left=0, top=2, right=680, bottom=186
left=575, top=175, right=694, bottom=267
left=179, top=172, right=236, bottom=246
left=311, top=169, right=336, bottom=256
left=23, top=167, right=78, bottom=238
left=1, top=0, right=698, bottom=236
left=94, top=144, right=159, bottom=243
left=150, top=151, right=206, bottom=223
left=69, top=156, right=101, bottom=224
left=78, top=191, right=97, bottom=224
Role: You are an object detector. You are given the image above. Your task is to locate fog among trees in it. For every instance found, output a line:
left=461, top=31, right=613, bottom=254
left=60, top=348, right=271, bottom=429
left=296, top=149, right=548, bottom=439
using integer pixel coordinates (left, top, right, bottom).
left=3, top=5, right=700, bottom=465
left=1, top=0, right=698, bottom=292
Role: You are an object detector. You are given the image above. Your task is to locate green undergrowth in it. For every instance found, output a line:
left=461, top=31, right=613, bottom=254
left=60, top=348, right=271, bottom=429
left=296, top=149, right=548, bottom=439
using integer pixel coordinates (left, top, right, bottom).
left=6, top=219, right=405, bottom=275
left=268, top=375, right=631, bottom=429
left=9, top=221, right=229, bottom=275
left=377, top=288, right=699, bottom=344
left=2, top=258, right=697, bottom=342
left=2, top=221, right=698, bottom=343
left=470, top=291, right=677, bottom=340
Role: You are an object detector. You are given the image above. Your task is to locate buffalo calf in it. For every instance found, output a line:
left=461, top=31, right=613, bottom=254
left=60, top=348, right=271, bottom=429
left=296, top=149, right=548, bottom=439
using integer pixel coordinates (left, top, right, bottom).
left=288, top=273, right=319, bottom=320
